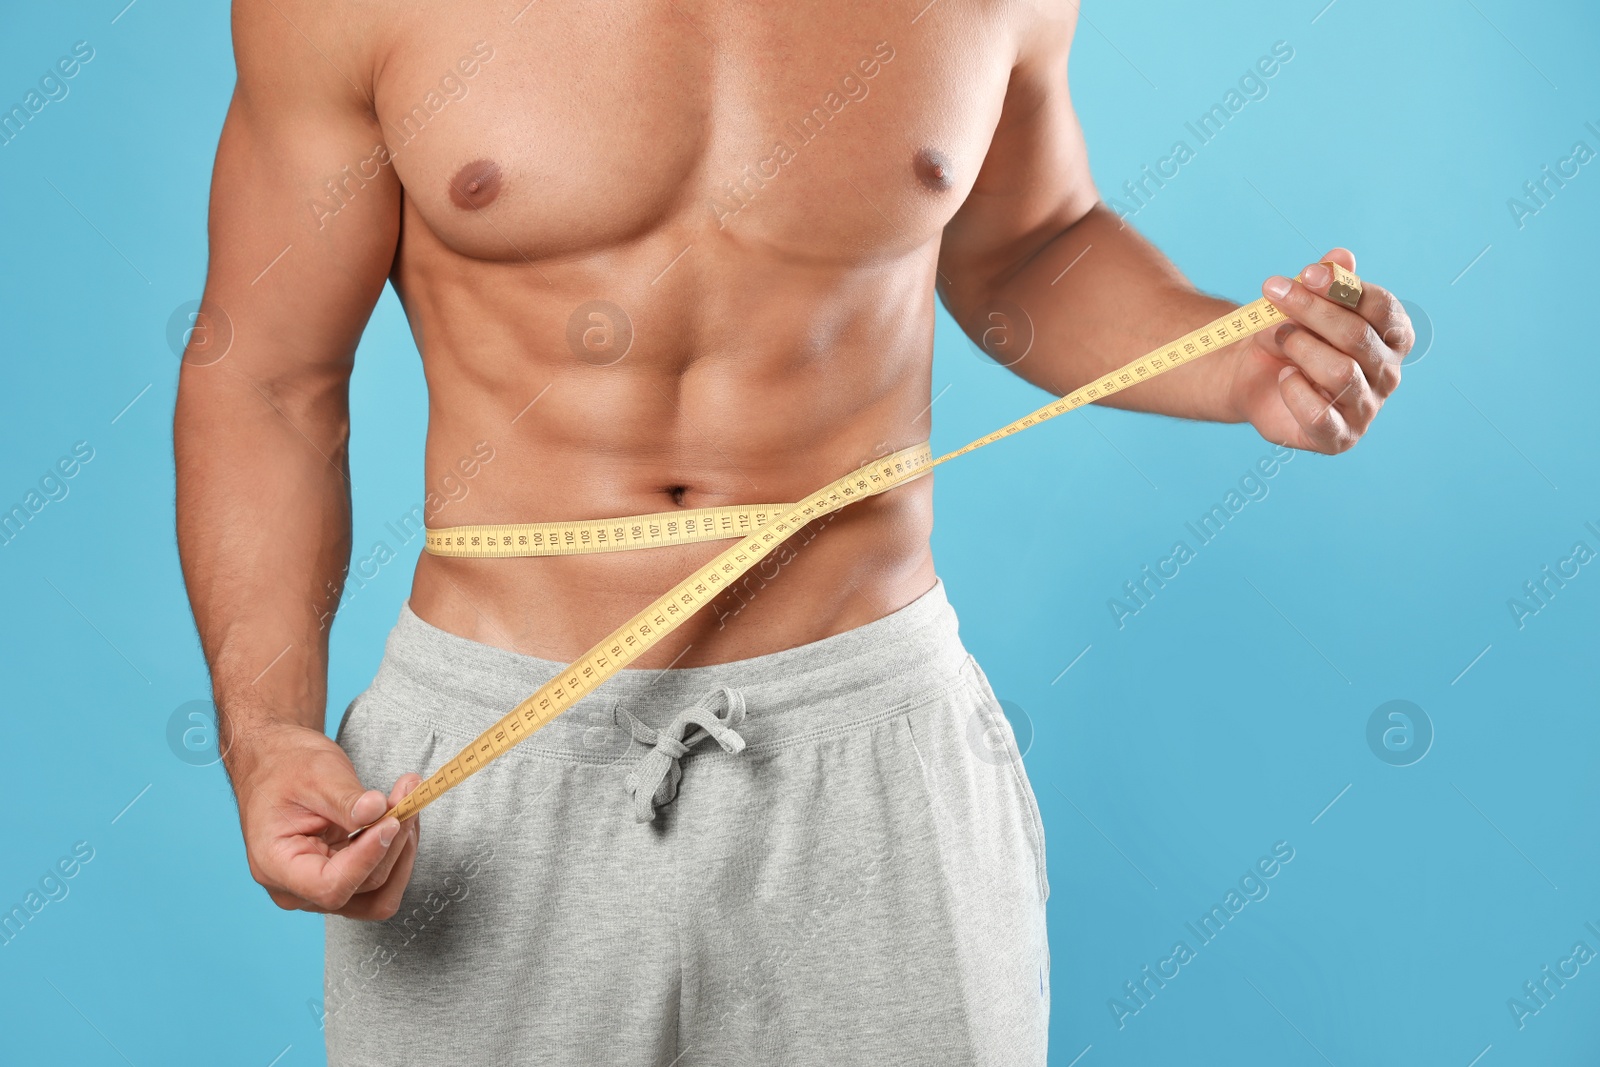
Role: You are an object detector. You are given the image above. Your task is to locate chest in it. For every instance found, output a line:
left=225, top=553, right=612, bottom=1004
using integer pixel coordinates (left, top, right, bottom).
left=370, top=0, right=1021, bottom=261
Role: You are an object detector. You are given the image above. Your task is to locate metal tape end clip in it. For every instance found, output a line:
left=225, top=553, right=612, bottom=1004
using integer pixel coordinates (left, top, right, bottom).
left=1323, top=261, right=1362, bottom=310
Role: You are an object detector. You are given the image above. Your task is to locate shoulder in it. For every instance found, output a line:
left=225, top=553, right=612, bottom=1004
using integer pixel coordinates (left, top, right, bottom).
left=229, top=0, right=393, bottom=111
left=1007, top=0, right=1079, bottom=88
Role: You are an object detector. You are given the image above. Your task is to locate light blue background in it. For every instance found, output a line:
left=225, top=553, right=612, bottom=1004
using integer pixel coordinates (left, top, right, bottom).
left=2, top=1, right=1596, bottom=1064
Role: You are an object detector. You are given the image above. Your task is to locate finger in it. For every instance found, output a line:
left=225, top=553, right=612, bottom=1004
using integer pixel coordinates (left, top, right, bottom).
left=259, top=825, right=383, bottom=914
left=1277, top=366, right=1358, bottom=454
left=278, top=815, right=401, bottom=911
left=1350, top=280, right=1410, bottom=397
left=1320, top=246, right=1356, bottom=273
left=266, top=886, right=327, bottom=914
left=296, top=749, right=390, bottom=836
left=338, top=823, right=420, bottom=921
left=388, top=772, right=423, bottom=810
left=354, top=774, right=422, bottom=893
left=1251, top=324, right=1335, bottom=399
left=1273, top=324, right=1377, bottom=429
left=1263, top=265, right=1389, bottom=381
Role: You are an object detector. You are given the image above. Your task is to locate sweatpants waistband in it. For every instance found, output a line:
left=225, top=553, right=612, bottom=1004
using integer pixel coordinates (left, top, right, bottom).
left=362, top=578, right=972, bottom=761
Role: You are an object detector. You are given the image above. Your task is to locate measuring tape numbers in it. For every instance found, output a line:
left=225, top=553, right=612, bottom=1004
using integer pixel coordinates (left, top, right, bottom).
left=376, top=264, right=1362, bottom=826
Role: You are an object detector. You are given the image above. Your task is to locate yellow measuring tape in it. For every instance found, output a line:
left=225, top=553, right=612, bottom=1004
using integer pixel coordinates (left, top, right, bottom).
left=376, top=264, right=1361, bottom=827
left=424, top=502, right=794, bottom=558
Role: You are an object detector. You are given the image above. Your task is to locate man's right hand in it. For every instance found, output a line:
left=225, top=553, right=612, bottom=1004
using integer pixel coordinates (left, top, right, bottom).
left=229, top=721, right=421, bottom=920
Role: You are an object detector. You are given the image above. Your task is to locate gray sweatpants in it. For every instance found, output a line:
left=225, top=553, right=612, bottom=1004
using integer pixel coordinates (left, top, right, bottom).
left=324, top=578, right=1049, bottom=1066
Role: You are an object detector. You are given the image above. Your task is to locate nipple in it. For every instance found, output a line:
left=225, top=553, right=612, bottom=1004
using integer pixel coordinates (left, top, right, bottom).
left=913, top=147, right=953, bottom=191
left=449, top=159, right=503, bottom=210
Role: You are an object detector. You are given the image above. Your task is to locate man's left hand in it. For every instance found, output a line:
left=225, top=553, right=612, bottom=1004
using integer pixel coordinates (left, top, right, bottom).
left=1226, top=248, right=1413, bottom=453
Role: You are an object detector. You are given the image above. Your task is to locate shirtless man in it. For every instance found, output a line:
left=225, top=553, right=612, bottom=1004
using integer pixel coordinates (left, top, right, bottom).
left=174, top=0, right=1411, bottom=1062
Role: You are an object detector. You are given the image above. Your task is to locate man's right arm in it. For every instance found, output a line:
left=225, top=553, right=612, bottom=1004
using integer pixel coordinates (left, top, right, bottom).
left=174, top=0, right=415, bottom=919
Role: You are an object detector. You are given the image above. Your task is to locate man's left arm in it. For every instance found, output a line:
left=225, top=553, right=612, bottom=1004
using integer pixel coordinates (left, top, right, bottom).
left=938, top=5, right=1414, bottom=453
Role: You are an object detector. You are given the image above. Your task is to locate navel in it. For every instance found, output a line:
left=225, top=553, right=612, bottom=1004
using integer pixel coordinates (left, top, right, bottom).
left=913, top=146, right=953, bottom=191
left=449, top=159, right=503, bottom=210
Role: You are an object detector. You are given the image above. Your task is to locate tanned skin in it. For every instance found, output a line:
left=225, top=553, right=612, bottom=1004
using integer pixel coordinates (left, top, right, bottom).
left=175, top=0, right=1413, bottom=920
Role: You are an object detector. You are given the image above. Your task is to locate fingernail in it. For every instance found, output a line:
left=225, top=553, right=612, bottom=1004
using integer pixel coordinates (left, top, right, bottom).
left=378, top=819, right=399, bottom=847
left=1302, top=263, right=1330, bottom=287
left=1277, top=366, right=1295, bottom=383
left=1264, top=276, right=1292, bottom=300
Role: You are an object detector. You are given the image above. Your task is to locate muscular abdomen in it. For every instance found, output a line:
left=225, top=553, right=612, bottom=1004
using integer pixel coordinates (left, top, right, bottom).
left=369, top=0, right=1019, bottom=664
left=398, top=217, right=941, bottom=665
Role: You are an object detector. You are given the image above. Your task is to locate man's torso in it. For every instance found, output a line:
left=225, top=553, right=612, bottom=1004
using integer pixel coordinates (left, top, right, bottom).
left=339, top=0, right=1033, bottom=665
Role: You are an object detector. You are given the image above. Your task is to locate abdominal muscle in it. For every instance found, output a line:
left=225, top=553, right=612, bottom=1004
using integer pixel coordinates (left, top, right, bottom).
left=400, top=230, right=943, bottom=669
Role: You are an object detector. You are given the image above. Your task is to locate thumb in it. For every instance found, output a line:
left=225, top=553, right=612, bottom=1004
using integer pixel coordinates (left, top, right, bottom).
left=299, top=751, right=388, bottom=832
